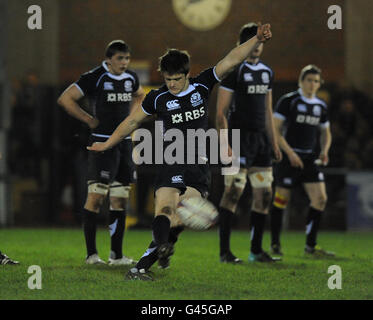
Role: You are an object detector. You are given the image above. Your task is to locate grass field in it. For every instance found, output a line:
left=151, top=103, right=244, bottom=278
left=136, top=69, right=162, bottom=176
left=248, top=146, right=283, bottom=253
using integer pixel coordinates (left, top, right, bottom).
left=0, top=228, right=372, bottom=300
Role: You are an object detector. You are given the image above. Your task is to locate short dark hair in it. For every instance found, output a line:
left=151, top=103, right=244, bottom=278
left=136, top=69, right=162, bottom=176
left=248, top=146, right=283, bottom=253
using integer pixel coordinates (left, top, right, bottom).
left=105, top=40, right=130, bottom=58
left=298, top=64, right=323, bottom=84
left=239, top=22, right=258, bottom=45
left=158, top=49, right=190, bottom=75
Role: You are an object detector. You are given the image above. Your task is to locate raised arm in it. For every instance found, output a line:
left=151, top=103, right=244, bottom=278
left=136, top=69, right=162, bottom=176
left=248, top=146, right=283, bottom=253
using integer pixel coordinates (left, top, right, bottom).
left=215, top=22, right=272, bottom=80
left=57, top=84, right=99, bottom=129
left=87, top=104, right=149, bottom=152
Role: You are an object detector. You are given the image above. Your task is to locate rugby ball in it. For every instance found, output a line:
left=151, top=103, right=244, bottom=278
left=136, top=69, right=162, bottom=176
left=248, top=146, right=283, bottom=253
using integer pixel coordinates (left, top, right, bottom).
left=176, top=197, right=218, bottom=230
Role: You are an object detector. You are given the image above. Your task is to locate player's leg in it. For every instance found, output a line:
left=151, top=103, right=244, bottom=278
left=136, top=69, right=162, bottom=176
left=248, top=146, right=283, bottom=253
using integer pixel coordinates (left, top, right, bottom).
left=84, top=141, right=117, bottom=264
left=83, top=184, right=108, bottom=264
left=270, top=186, right=291, bottom=254
left=154, top=186, right=200, bottom=269
left=167, top=186, right=200, bottom=245
left=108, top=141, right=137, bottom=265
left=218, top=169, right=247, bottom=263
left=247, top=167, right=279, bottom=262
left=269, top=155, right=295, bottom=255
left=127, top=187, right=180, bottom=280
left=108, top=183, right=136, bottom=265
left=303, top=182, right=334, bottom=256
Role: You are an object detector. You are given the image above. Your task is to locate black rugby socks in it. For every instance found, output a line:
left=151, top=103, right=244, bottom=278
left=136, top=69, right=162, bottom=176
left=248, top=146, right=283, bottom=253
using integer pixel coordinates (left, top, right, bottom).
left=168, top=226, right=184, bottom=244
left=218, top=207, right=234, bottom=256
left=109, top=210, right=126, bottom=259
left=136, top=241, right=159, bottom=270
left=270, top=205, right=284, bottom=246
left=135, top=225, right=184, bottom=271
left=82, top=208, right=98, bottom=257
left=250, top=210, right=266, bottom=254
left=305, top=207, right=323, bottom=248
left=152, top=215, right=171, bottom=245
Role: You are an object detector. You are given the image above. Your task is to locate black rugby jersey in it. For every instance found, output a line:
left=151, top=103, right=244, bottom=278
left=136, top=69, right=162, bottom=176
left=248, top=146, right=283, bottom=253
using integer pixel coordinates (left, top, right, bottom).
left=220, top=61, right=273, bottom=132
left=141, top=67, right=220, bottom=162
left=274, top=89, right=329, bottom=153
left=75, top=61, right=140, bottom=137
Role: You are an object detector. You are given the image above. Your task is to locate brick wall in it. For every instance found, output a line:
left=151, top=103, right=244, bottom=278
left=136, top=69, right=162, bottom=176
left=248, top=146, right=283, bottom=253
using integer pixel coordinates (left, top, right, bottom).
left=59, top=0, right=345, bottom=84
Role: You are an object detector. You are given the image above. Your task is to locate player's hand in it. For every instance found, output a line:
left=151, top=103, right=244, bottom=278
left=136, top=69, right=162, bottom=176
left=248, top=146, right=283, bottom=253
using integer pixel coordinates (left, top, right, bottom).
left=273, top=144, right=283, bottom=163
left=87, top=142, right=108, bottom=152
left=256, top=22, right=272, bottom=42
left=220, top=139, right=235, bottom=163
left=288, top=151, right=304, bottom=169
left=227, top=145, right=233, bottom=158
left=317, top=153, right=329, bottom=166
left=88, top=118, right=99, bottom=129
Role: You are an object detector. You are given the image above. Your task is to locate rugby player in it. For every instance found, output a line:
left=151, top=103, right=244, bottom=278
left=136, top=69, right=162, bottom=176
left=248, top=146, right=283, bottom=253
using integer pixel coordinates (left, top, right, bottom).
left=270, top=65, right=334, bottom=256
left=58, top=40, right=145, bottom=265
left=88, top=23, right=273, bottom=280
left=216, top=23, right=282, bottom=263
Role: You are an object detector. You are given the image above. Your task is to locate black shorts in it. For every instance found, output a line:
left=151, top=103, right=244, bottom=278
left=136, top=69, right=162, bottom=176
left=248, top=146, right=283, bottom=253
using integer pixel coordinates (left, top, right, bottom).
left=154, top=164, right=210, bottom=198
left=274, top=153, right=325, bottom=188
left=87, top=136, right=136, bottom=185
left=233, top=131, right=273, bottom=169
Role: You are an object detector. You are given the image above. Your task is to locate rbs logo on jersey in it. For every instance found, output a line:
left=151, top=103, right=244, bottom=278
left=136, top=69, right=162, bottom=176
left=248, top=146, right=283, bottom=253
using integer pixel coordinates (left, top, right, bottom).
left=107, top=93, right=132, bottom=102
left=171, top=107, right=205, bottom=124
left=247, top=85, right=268, bottom=94
left=296, top=114, right=320, bottom=125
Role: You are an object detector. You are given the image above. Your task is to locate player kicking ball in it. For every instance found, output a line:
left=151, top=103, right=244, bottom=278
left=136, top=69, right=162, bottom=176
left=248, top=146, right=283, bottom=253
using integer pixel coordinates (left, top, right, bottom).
left=270, top=65, right=334, bottom=257
left=88, top=23, right=273, bottom=280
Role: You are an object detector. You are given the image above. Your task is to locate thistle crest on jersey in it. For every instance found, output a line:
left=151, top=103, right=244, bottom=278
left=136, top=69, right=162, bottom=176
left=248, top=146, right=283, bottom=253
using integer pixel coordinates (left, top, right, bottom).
left=124, top=80, right=133, bottom=91
left=190, top=92, right=203, bottom=107
left=261, top=72, right=270, bottom=83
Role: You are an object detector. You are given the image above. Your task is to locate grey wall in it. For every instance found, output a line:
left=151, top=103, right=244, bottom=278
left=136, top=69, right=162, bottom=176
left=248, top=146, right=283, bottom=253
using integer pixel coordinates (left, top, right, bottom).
left=346, top=0, right=373, bottom=97
left=7, top=0, right=59, bottom=85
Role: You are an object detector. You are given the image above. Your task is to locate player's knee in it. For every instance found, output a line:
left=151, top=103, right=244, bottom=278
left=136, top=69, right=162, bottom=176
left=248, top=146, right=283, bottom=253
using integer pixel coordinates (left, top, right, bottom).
left=253, top=189, right=272, bottom=213
left=86, top=195, right=105, bottom=212
left=313, top=195, right=328, bottom=210
left=160, top=206, right=174, bottom=216
left=261, top=188, right=273, bottom=211
left=273, top=191, right=289, bottom=209
left=223, top=172, right=246, bottom=203
left=109, top=197, right=126, bottom=211
left=227, top=186, right=242, bottom=203
left=249, top=171, right=273, bottom=189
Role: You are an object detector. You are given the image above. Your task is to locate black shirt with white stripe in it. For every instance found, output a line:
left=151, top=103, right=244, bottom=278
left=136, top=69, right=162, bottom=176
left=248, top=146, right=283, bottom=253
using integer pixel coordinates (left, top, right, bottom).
left=75, top=61, right=140, bottom=136
left=274, top=89, right=329, bottom=153
left=220, top=61, right=273, bottom=132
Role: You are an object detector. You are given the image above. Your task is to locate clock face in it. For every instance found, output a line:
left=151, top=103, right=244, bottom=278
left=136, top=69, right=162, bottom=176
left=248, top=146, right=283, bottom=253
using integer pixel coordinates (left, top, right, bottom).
left=172, top=0, right=232, bottom=31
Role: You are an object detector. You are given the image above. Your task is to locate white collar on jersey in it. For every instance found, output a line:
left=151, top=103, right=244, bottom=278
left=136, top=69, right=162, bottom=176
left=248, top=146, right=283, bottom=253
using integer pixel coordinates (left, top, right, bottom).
left=244, top=60, right=271, bottom=73
left=101, top=61, right=133, bottom=81
left=298, top=88, right=322, bottom=104
left=168, top=84, right=196, bottom=97
left=245, top=60, right=260, bottom=66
